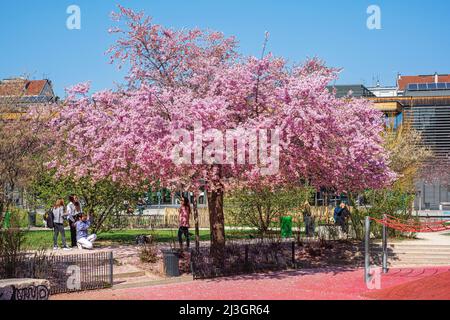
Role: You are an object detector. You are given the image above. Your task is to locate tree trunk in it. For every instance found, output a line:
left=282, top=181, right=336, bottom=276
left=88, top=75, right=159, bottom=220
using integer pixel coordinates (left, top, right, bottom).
left=207, top=189, right=225, bottom=264
left=192, top=192, right=200, bottom=252
left=0, top=184, right=4, bottom=225
left=0, top=200, right=4, bottom=227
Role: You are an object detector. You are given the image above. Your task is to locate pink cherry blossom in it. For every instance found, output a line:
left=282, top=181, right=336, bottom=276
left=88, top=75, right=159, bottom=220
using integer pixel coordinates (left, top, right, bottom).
left=49, top=6, right=395, bottom=253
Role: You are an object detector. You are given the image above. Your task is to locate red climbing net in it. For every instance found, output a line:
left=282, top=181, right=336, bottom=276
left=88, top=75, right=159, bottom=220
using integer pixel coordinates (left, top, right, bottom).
left=370, top=214, right=450, bottom=233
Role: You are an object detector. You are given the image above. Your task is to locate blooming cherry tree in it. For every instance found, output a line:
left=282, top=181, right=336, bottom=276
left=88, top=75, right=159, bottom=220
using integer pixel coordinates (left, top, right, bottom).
left=50, top=6, right=395, bottom=258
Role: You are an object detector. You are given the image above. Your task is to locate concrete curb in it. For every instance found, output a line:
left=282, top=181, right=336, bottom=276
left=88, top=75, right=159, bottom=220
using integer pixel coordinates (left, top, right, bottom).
left=113, top=275, right=193, bottom=290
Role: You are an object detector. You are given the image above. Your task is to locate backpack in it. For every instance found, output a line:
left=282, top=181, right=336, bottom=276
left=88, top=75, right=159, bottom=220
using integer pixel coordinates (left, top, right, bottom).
left=135, top=235, right=153, bottom=245
left=44, top=208, right=54, bottom=229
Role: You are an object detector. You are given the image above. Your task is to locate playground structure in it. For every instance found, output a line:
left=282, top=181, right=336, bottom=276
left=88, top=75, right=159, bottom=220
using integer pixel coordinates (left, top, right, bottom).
left=364, top=214, right=450, bottom=284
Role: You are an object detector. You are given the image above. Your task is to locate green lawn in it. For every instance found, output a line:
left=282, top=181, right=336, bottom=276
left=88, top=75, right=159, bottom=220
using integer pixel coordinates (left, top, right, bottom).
left=22, top=228, right=256, bottom=250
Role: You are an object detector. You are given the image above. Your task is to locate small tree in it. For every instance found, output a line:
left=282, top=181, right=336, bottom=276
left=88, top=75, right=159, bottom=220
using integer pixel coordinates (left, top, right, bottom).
left=383, top=124, right=432, bottom=193
left=347, top=125, right=431, bottom=239
left=0, top=105, right=52, bottom=226
left=28, top=170, right=142, bottom=233
left=225, top=186, right=313, bottom=235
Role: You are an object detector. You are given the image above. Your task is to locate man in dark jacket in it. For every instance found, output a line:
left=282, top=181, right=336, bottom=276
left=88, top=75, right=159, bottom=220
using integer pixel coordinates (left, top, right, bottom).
left=333, top=204, right=342, bottom=224
left=337, top=203, right=350, bottom=233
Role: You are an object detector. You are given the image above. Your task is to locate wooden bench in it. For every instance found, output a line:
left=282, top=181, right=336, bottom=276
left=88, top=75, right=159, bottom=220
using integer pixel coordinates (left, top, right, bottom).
left=0, top=278, right=50, bottom=300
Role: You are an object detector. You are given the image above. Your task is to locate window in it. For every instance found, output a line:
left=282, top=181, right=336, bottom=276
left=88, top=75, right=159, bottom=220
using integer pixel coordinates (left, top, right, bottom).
left=418, top=83, right=427, bottom=90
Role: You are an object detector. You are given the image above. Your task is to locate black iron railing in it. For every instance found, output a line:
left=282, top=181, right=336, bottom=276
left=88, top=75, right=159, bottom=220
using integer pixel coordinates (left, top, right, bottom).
left=190, top=239, right=296, bottom=279
left=0, top=251, right=113, bottom=294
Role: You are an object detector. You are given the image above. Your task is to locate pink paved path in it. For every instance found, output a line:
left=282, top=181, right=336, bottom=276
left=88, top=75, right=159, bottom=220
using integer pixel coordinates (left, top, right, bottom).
left=53, top=266, right=450, bottom=300
left=366, top=269, right=450, bottom=300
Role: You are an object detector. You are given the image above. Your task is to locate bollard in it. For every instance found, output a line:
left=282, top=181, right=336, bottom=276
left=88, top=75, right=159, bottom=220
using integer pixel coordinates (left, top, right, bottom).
left=109, top=251, right=114, bottom=287
left=244, top=245, right=249, bottom=265
left=364, top=216, right=370, bottom=284
left=291, top=241, right=296, bottom=268
left=382, top=214, right=388, bottom=274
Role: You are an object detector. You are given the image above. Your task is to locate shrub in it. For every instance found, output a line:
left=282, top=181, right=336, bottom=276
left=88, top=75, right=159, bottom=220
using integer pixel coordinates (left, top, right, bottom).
left=225, top=186, right=314, bottom=235
left=139, top=243, right=159, bottom=263
left=28, top=171, right=143, bottom=234
left=138, top=235, right=159, bottom=263
left=349, top=189, right=416, bottom=240
left=8, top=207, right=29, bottom=229
left=0, top=228, right=26, bottom=278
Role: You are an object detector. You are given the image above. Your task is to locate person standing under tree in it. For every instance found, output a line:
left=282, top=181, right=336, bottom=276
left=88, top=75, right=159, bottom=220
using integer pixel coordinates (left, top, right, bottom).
left=178, top=196, right=191, bottom=250
left=334, top=203, right=343, bottom=224
left=337, top=202, right=351, bottom=233
left=67, top=195, right=82, bottom=247
left=52, top=198, right=71, bottom=251
left=302, top=201, right=314, bottom=237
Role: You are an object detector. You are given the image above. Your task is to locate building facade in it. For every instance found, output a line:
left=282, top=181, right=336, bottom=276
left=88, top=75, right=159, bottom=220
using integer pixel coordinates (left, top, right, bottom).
left=371, top=74, right=450, bottom=211
left=331, top=75, right=450, bottom=211
left=367, top=82, right=398, bottom=98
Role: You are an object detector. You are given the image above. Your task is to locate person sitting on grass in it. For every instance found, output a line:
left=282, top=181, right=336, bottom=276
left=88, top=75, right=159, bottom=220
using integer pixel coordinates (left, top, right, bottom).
left=75, top=212, right=97, bottom=250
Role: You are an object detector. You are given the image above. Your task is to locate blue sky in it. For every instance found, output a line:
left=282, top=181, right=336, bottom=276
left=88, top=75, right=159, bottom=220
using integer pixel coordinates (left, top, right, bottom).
left=1, top=0, right=450, bottom=97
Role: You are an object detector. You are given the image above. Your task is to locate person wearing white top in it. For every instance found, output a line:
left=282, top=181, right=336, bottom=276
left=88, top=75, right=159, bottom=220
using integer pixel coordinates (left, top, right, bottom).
left=67, top=195, right=82, bottom=247
left=52, top=199, right=71, bottom=250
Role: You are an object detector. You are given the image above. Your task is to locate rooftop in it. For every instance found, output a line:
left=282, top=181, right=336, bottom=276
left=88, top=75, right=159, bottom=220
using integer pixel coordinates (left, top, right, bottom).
left=0, top=78, right=52, bottom=97
left=327, top=84, right=376, bottom=98
left=398, top=74, right=450, bottom=91
left=0, top=78, right=56, bottom=106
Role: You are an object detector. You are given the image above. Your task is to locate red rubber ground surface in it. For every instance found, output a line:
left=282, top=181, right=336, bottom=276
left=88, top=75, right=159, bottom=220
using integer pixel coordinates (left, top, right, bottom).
left=365, top=269, right=450, bottom=300
left=53, top=266, right=450, bottom=300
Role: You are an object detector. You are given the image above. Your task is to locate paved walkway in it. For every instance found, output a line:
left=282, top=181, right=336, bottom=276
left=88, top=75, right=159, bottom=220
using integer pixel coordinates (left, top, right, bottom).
left=398, top=231, right=450, bottom=245
left=366, top=269, right=450, bottom=300
left=52, top=266, right=450, bottom=300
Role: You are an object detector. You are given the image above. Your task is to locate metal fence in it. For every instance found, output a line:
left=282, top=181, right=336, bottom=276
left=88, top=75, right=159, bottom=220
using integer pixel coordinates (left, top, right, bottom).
left=111, top=208, right=210, bottom=229
left=190, top=239, right=296, bottom=279
left=0, top=251, right=113, bottom=295
left=112, top=214, right=166, bottom=229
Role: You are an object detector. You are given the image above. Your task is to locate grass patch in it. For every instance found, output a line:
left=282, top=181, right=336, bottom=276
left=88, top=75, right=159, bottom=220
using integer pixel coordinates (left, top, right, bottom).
left=22, top=228, right=256, bottom=250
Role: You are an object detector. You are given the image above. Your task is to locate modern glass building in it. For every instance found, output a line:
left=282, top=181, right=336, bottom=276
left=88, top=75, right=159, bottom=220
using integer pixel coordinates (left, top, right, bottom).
left=371, top=76, right=450, bottom=211
left=331, top=77, right=450, bottom=211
